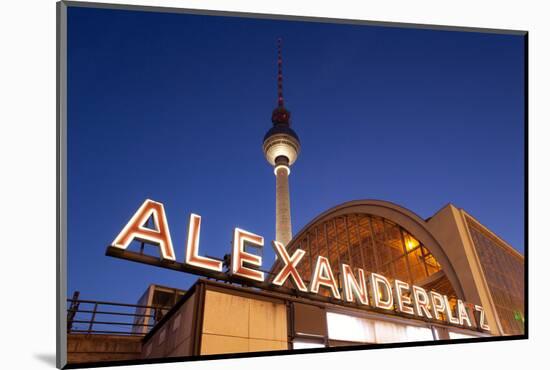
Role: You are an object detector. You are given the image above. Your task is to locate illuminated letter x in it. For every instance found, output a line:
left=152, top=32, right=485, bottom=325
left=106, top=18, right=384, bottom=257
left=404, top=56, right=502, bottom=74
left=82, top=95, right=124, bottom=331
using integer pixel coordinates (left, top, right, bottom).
left=271, top=241, right=308, bottom=292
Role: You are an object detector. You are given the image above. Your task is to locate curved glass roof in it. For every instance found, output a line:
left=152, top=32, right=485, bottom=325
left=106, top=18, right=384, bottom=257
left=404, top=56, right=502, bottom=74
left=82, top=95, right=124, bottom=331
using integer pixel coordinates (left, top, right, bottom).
left=271, top=213, right=456, bottom=298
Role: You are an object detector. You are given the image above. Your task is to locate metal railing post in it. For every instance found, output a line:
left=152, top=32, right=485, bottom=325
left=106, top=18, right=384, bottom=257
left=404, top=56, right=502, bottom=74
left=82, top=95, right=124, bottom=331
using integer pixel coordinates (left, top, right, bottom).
left=66, top=297, right=173, bottom=336
left=67, top=291, right=80, bottom=333
left=88, top=303, right=98, bottom=334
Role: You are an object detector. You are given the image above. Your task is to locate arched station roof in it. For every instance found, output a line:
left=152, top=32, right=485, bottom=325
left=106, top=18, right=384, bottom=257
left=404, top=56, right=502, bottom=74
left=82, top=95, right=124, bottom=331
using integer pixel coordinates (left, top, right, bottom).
left=272, top=199, right=466, bottom=300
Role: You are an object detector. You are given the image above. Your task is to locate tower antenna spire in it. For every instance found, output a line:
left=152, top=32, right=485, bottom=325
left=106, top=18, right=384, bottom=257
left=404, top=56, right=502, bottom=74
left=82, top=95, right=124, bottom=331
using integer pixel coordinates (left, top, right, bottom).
left=277, top=37, right=284, bottom=108
left=271, top=38, right=290, bottom=125
left=263, top=38, right=301, bottom=246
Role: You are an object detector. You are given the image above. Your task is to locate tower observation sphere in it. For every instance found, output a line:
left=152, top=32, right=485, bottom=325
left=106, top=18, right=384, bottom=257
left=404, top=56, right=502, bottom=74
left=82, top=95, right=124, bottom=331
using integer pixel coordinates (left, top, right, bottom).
left=263, top=39, right=300, bottom=246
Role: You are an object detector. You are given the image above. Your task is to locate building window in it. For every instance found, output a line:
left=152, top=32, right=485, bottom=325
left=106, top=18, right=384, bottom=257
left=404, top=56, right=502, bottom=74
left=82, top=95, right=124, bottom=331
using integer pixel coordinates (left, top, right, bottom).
left=449, top=331, right=476, bottom=339
left=326, top=312, right=375, bottom=343
left=292, top=338, right=325, bottom=349
left=404, top=325, right=435, bottom=342
left=326, top=311, right=435, bottom=345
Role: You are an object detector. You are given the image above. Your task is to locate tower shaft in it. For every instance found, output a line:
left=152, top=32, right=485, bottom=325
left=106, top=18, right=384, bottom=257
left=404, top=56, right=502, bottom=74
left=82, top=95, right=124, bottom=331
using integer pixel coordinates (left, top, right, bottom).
left=275, top=166, right=292, bottom=246
left=263, top=38, right=300, bottom=247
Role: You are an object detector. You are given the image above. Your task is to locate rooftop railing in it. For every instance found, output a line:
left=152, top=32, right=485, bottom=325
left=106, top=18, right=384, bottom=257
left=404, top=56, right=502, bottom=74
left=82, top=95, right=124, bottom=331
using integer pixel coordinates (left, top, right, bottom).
left=67, top=291, right=172, bottom=336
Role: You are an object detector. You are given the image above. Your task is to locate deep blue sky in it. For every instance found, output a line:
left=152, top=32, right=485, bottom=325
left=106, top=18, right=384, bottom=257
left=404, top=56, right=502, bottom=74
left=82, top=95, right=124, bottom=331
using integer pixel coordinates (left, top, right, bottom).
left=67, top=6, right=525, bottom=304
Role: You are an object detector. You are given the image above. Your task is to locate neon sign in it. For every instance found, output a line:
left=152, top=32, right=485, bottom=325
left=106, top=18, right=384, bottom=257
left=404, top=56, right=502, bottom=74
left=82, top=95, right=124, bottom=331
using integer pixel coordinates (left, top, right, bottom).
left=107, top=199, right=490, bottom=332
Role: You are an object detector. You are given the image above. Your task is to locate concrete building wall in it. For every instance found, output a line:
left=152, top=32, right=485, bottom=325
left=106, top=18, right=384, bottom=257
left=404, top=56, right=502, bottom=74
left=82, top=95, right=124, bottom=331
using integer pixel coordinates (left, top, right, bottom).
left=142, top=291, right=197, bottom=359
left=141, top=284, right=289, bottom=358
left=200, top=289, right=288, bottom=355
left=67, top=334, right=142, bottom=364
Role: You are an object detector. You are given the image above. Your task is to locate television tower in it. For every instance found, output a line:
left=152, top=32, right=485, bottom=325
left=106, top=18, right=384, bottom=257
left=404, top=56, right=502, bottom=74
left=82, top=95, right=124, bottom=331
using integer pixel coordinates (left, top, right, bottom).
left=263, top=39, right=301, bottom=246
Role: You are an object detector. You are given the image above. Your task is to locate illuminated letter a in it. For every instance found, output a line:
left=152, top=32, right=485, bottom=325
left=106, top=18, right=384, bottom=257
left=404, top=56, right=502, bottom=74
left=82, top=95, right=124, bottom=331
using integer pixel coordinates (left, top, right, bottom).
left=112, top=199, right=176, bottom=261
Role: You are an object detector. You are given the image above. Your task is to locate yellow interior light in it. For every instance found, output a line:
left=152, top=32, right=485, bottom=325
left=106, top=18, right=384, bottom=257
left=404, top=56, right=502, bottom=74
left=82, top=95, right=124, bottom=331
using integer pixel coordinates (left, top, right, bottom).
left=406, top=236, right=419, bottom=251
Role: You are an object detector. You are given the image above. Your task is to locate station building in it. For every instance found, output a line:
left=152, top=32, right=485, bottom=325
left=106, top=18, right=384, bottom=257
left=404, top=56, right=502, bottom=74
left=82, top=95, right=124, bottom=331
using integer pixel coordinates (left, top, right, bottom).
left=66, top=200, right=524, bottom=364
left=137, top=201, right=524, bottom=359
left=65, top=40, right=524, bottom=365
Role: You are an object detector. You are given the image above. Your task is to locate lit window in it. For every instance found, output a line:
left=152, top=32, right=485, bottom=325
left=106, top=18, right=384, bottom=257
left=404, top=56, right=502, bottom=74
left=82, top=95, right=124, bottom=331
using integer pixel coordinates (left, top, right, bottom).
left=449, top=331, right=476, bottom=339
left=405, top=234, right=420, bottom=251
left=374, top=321, right=434, bottom=343
left=293, top=339, right=325, bottom=349
left=373, top=320, right=407, bottom=343
left=405, top=325, right=434, bottom=342
left=327, top=312, right=376, bottom=343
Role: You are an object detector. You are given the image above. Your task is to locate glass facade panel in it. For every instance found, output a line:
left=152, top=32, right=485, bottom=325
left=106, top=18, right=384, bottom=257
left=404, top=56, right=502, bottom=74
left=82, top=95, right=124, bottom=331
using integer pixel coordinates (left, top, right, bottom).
left=357, top=215, right=378, bottom=271
left=393, top=256, right=410, bottom=282
left=407, top=247, right=428, bottom=283
left=423, top=246, right=441, bottom=275
left=300, top=238, right=311, bottom=284
left=384, top=221, right=406, bottom=260
left=317, top=225, right=328, bottom=262
left=272, top=213, right=451, bottom=301
left=327, top=221, right=339, bottom=275
left=466, top=217, right=524, bottom=335
left=372, top=218, right=393, bottom=269
left=336, top=217, right=350, bottom=268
